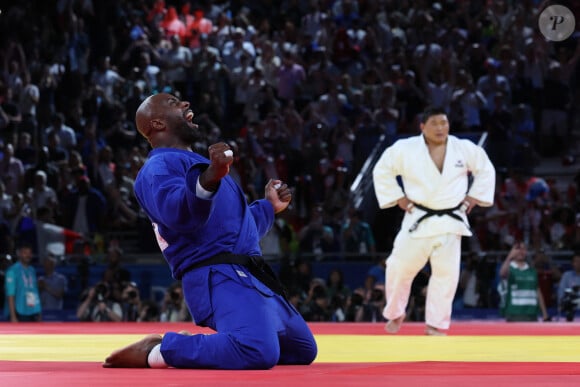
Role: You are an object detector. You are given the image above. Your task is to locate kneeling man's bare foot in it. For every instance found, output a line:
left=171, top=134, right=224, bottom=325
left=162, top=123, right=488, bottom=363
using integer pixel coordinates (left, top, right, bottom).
left=384, top=313, right=406, bottom=334
left=103, top=334, right=162, bottom=368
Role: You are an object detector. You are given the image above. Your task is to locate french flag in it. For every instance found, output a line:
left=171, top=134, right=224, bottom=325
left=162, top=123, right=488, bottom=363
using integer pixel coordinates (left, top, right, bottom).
left=38, top=222, right=84, bottom=256
left=18, top=217, right=84, bottom=257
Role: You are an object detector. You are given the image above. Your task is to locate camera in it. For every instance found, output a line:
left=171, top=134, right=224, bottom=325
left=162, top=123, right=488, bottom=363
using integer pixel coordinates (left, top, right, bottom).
left=561, top=286, right=579, bottom=322
left=371, top=289, right=384, bottom=302
left=94, top=283, right=108, bottom=302
left=128, top=290, right=137, bottom=299
left=170, top=291, right=181, bottom=302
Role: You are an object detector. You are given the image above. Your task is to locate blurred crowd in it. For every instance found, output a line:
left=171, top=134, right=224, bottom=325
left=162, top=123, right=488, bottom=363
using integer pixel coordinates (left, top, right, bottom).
left=1, top=0, right=580, bottom=322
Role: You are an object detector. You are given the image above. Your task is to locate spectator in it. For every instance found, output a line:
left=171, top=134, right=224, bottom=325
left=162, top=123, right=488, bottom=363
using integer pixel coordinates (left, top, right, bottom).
left=451, top=70, right=487, bottom=132
left=159, top=281, right=191, bottom=322
left=138, top=299, right=161, bottom=322
left=38, top=255, right=68, bottom=311
left=498, top=242, right=549, bottom=322
left=4, top=243, right=41, bottom=322
left=459, top=253, right=483, bottom=308
left=341, top=208, right=376, bottom=260
left=13, top=132, right=35, bottom=167
left=161, top=34, right=193, bottom=99
left=43, top=113, right=77, bottom=151
left=184, top=6, right=213, bottom=49
left=260, top=215, right=296, bottom=261
left=359, top=283, right=386, bottom=322
left=485, top=92, right=513, bottom=171
left=46, top=129, right=69, bottom=164
left=18, top=70, right=39, bottom=138
left=344, top=289, right=365, bottom=321
left=221, top=27, right=256, bottom=71
left=254, top=40, right=281, bottom=89
left=300, top=279, right=331, bottom=322
left=280, top=258, right=313, bottom=299
left=0, top=143, right=25, bottom=196
left=102, top=243, right=131, bottom=302
left=476, top=58, right=511, bottom=116
left=101, top=103, right=138, bottom=152
left=28, top=170, right=58, bottom=219
left=276, top=50, right=306, bottom=105
left=0, top=180, right=12, bottom=230
left=23, top=146, right=61, bottom=192
left=0, top=85, right=22, bottom=146
left=298, top=206, right=339, bottom=260
left=60, top=174, right=107, bottom=238
left=532, top=250, right=561, bottom=309
left=90, top=56, right=125, bottom=102
left=326, top=268, right=351, bottom=302
left=367, top=257, right=386, bottom=285
left=511, top=104, right=537, bottom=172
left=0, top=253, right=11, bottom=312
left=539, top=62, right=572, bottom=157
left=120, top=281, right=141, bottom=322
left=159, top=6, right=186, bottom=41
left=76, top=281, right=122, bottom=322
left=557, top=253, right=580, bottom=315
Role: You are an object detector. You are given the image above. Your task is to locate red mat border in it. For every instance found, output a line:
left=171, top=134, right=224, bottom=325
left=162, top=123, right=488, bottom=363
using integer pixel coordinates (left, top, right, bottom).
left=0, top=361, right=579, bottom=387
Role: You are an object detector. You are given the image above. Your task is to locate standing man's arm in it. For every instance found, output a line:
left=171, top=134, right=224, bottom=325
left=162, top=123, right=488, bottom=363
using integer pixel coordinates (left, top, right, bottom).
left=537, top=288, right=549, bottom=321
left=8, top=296, right=18, bottom=322
left=5, top=269, right=18, bottom=322
left=464, top=142, right=496, bottom=213
left=373, top=145, right=406, bottom=210
left=500, top=244, right=519, bottom=279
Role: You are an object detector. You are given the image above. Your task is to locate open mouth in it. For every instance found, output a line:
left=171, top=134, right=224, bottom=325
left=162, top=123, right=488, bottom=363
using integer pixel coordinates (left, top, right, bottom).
left=184, top=109, right=194, bottom=122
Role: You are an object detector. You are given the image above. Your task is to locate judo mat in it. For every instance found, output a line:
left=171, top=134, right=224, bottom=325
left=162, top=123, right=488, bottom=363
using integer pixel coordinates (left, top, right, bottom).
left=1, top=321, right=579, bottom=387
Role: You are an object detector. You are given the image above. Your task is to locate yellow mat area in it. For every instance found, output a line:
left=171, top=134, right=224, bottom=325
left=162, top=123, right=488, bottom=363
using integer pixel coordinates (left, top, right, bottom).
left=1, top=334, right=579, bottom=363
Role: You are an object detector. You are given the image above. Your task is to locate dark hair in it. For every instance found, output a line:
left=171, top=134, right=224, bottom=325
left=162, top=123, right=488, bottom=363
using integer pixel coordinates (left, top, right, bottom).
left=17, top=242, right=34, bottom=251
left=420, top=106, right=447, bottom=123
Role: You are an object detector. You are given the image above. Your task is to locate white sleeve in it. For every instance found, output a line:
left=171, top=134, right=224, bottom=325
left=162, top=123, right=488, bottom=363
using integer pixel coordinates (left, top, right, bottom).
left=466, top=142, right=496, bottom=206
left=372, top=144, right=405, bottom=209
left=195, top=177, right=215, bottom=199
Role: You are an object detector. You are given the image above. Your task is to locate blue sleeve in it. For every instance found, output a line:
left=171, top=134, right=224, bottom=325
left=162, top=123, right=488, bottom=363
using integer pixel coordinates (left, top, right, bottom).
left=137, top=163, right=214, bottom=234
left=248, top=199, right=274, bottom=239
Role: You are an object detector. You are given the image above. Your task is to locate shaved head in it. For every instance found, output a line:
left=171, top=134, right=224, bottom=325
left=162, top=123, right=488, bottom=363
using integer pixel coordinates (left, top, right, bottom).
left=135, top=93, right=201, bottom=149
left=135, top=94, right=163, bottom=140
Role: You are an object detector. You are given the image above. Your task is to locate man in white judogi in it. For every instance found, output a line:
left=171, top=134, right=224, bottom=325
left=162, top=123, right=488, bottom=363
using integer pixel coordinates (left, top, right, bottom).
left=372, top=106, right=495, bottom=335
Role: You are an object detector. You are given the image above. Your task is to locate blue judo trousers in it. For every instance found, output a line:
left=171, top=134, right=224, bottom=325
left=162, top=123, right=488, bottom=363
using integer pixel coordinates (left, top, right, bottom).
left=162, top=264, right=317, bottom=369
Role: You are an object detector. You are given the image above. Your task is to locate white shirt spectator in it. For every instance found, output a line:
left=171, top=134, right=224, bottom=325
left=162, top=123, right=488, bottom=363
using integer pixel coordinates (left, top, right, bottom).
left=44, top=113, right=77, bottom=149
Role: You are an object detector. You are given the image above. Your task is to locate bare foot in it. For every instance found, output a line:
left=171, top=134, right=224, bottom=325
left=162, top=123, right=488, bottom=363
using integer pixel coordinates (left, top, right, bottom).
left=102, top=334, right=162, bottom=368
left=425, top=325, right=447, bottom=336
left=384, top=313, right=406, bottom=334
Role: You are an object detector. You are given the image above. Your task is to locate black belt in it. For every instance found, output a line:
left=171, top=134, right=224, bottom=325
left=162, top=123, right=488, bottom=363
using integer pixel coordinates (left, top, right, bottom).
left=408, top=202, right=467, bottom=232
left=186, top=253, right=287, bottom=298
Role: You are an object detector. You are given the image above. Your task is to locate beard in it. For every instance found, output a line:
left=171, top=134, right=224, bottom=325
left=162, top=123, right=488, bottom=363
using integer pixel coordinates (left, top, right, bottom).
left=174, top=119, right=202, bottom=145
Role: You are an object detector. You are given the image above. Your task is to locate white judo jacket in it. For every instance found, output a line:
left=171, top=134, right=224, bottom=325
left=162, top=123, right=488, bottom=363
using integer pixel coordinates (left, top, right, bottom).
left=372, top=134, right=495, bottom=238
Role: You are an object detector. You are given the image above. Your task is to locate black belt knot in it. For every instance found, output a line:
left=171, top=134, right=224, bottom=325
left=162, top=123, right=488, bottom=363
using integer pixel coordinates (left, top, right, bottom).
left=408, top=202, right=466, bottom=232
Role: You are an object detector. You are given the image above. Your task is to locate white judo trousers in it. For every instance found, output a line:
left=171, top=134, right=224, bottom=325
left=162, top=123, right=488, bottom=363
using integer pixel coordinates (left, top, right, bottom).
left=383, top=231, right=462, bottom=330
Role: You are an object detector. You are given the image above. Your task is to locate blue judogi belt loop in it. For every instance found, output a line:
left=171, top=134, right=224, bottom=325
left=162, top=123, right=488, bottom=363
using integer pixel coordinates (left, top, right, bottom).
left=408, top=202, right=467, bottom=232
